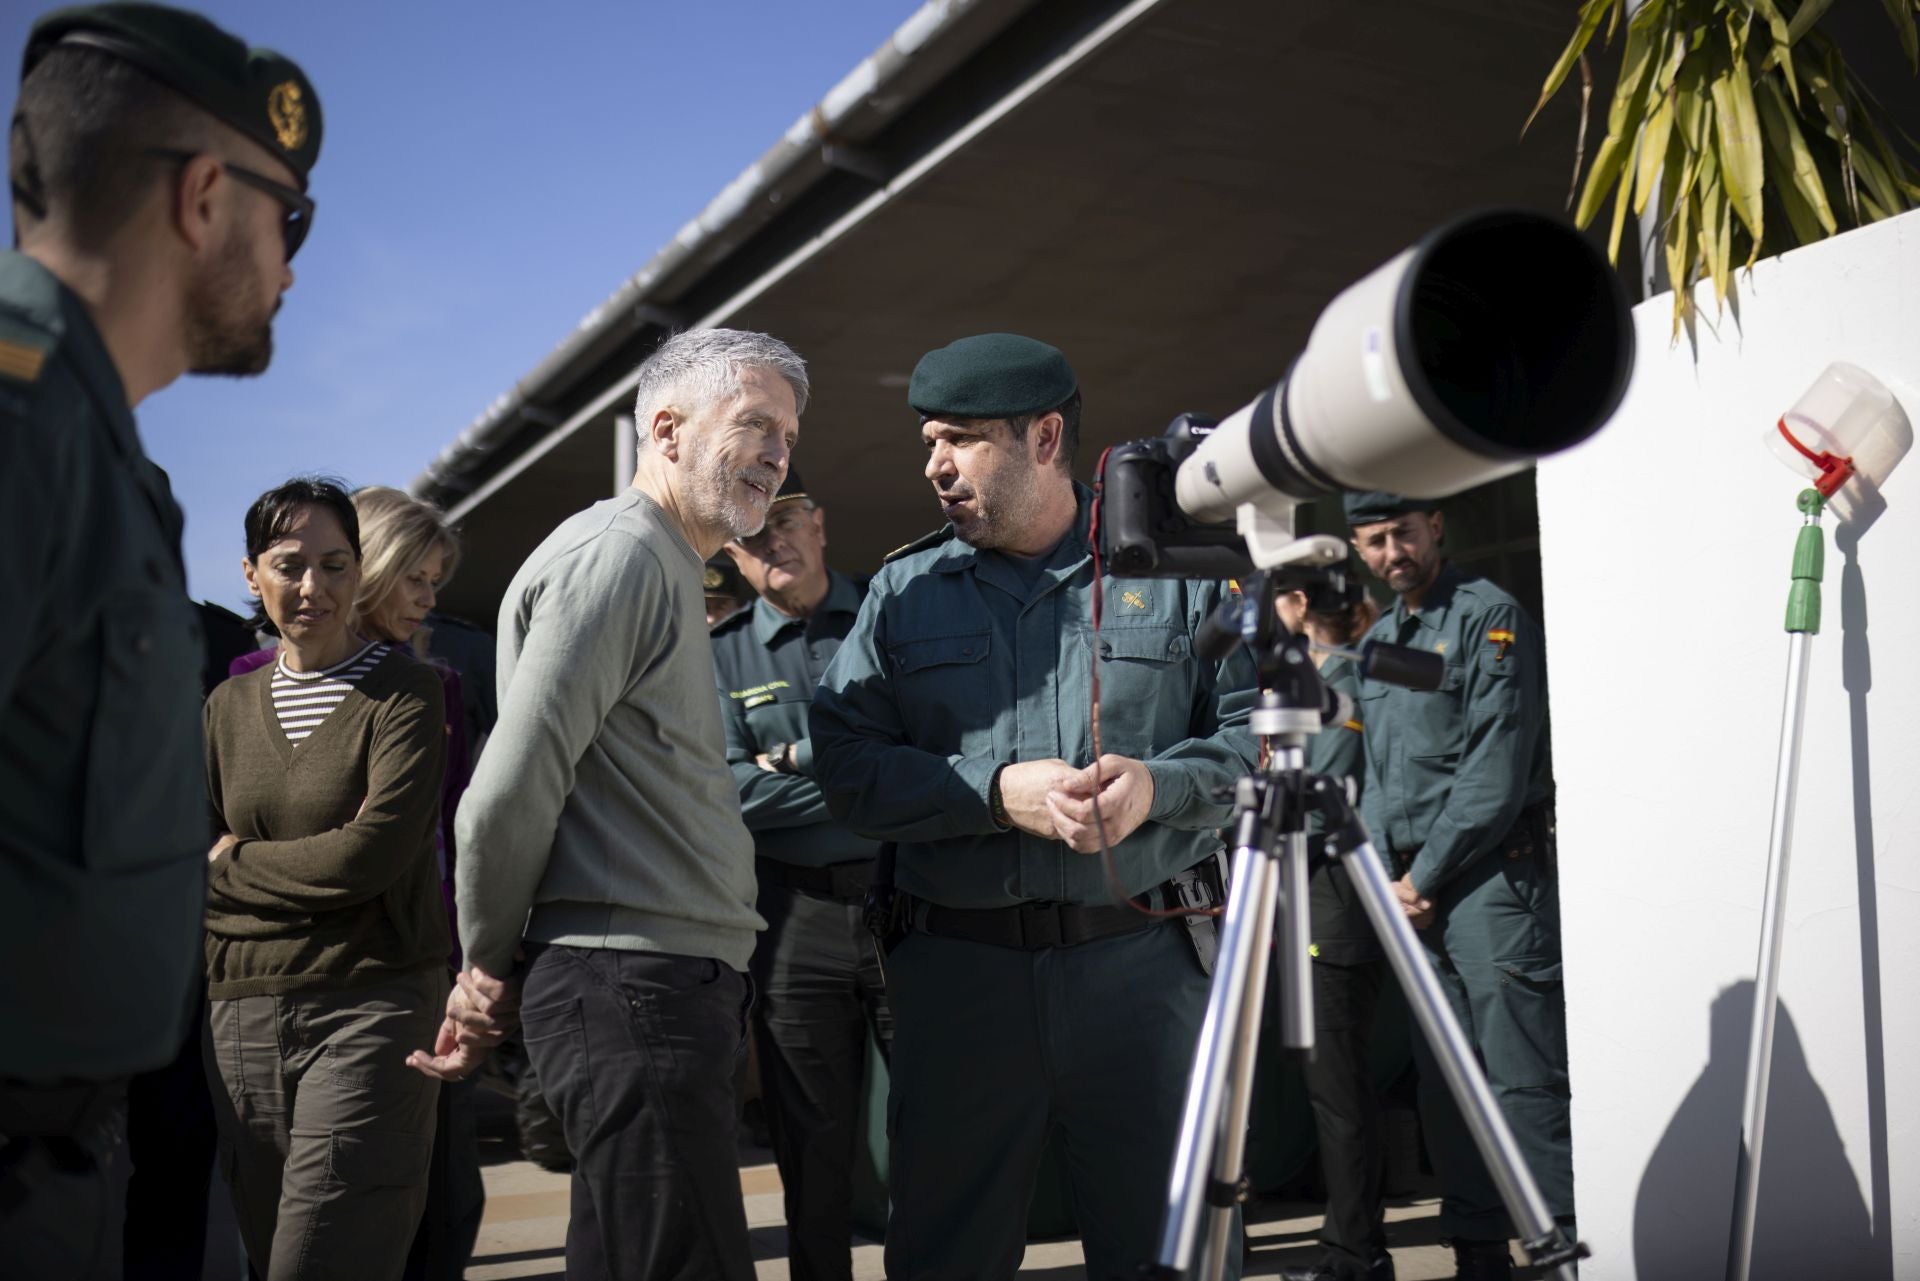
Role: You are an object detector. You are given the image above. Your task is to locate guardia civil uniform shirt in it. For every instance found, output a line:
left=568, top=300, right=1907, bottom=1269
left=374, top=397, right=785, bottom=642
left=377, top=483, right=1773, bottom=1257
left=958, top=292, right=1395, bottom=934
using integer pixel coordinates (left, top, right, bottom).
left=810, top=485, right=1259, bottom=906
left=711, top=570, right=880, bottom=868
left=1355, top=562, right=1552, bottom=895
left=0, top=251, right=207, bottom=1080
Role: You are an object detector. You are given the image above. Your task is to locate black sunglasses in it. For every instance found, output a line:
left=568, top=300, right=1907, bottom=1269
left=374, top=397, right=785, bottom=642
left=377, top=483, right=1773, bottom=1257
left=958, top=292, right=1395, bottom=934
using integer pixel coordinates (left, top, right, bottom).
left=146, top=148, right=314, bottom=261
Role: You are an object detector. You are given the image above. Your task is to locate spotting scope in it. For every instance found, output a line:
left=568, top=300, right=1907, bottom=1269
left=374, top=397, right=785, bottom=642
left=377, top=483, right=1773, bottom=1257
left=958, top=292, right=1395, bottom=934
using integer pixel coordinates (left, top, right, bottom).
left=1101, top=209, right=1636, bottom=579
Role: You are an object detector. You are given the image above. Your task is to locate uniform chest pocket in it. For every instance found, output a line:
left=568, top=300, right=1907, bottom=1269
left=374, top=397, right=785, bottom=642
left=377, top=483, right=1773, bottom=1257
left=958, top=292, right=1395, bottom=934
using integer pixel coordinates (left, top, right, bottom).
left=885, top=631, right=994, bottom=754
left=86, top=586, right=207, bottom=874
left=1083, top=626, right=1191, bottom=748
left=1359, top=660, right=1463, bottom=700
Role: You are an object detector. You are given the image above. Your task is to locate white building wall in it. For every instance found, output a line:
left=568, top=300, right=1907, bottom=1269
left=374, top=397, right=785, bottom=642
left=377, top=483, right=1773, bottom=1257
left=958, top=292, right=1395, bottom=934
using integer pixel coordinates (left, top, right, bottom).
left=1537, top=208, right=1920, bottom=1281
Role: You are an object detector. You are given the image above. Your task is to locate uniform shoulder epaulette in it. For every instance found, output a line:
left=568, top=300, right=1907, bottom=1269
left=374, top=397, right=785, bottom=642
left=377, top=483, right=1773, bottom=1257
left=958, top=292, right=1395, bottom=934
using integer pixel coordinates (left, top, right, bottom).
left=1453, top=573, right=1522, bottom=614
left=0, top=313, right=55, bottom=386
left=882, top=526, right=954, bottom=565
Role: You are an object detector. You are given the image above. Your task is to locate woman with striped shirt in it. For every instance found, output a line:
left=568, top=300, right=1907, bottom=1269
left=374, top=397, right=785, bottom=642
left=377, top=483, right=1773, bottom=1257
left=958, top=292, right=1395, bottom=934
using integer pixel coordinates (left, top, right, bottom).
left=202, top=477, right=449, bottom=1280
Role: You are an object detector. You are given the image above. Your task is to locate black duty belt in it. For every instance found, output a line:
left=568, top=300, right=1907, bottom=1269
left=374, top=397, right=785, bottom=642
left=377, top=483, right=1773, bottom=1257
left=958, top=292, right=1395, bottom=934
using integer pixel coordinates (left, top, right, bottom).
left=916, top=867, right=1221, bottom=952
left=919, top=899, right=1155, bottom=950
left=757, top=857, right=874, bottom=902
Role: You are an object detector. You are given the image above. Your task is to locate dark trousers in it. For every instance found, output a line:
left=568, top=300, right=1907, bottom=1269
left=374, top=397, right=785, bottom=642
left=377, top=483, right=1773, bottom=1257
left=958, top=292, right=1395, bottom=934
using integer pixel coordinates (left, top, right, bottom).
left=401, top=1078, right=486, bottom=1281
left=125, top=988, right=217, bottom=1280
left=205, top=970, right=444, bottom=1281
left=748, top=880, right=891, bottom=1281
left=0, top=1080, right=129, bottom=1281
left=1411, top=852, right=1573, bottom=1241
left=520, top=944, right=755, bottom=1281
left=1300, top=959, right=1387, bottom=1276
left=884, top=921, right=1240, bottom=1281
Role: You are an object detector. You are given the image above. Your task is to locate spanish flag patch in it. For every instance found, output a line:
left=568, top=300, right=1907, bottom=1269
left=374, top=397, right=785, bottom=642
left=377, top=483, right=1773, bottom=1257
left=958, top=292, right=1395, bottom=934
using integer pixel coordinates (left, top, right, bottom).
left=1486, top=628, right=1515, bottom=661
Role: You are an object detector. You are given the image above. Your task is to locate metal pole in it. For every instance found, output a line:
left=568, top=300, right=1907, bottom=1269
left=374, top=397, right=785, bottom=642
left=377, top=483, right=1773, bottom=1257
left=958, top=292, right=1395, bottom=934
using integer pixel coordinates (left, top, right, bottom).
left=1728, top=491, right=1828, bottom=1281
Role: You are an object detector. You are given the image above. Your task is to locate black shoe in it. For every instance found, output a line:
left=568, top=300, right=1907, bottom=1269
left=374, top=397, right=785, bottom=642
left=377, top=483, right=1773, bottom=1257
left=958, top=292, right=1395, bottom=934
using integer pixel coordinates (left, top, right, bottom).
left=1448, top=1237, right=1513, bottom=1281
left=1278, top=1253, right=1394, bottom=1281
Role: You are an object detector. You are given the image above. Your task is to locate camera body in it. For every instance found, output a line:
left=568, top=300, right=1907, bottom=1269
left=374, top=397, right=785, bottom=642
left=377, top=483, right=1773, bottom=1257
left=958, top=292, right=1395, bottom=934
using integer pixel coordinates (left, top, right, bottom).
left=1100, top=414, right=1254, bottom=580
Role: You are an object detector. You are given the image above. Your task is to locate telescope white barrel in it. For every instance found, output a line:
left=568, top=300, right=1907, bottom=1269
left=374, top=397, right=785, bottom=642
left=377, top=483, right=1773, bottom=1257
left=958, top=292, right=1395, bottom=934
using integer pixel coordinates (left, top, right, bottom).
left=1177, top=210, right=1635, bottom=524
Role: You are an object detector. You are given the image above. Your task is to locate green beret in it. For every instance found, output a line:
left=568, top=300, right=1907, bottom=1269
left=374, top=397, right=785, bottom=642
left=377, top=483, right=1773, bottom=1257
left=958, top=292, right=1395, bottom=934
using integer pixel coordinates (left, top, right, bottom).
left=1342, top=491, right=1441, bottom=528
left=770, top=464, right=809, bottom=507
left=25, top=3, right=323, bottom=189
left=909, top=333, right=1077, bottom=420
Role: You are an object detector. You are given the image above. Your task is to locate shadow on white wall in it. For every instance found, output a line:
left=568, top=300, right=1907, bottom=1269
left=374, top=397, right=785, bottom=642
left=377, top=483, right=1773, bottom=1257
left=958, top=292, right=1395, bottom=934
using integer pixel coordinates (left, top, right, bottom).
left=1633, top=985, right=1882, bottom=1280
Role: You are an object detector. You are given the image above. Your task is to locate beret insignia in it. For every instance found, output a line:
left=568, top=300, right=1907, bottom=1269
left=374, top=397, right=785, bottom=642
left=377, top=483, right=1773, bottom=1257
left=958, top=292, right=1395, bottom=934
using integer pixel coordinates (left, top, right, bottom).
left=268, top=81, right=307, bottom=152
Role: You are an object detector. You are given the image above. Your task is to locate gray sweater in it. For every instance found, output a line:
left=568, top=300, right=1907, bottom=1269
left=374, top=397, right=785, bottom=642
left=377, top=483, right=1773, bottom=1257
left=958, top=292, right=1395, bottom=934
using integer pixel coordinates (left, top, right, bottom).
left=455, top=488, right=763, bottom=976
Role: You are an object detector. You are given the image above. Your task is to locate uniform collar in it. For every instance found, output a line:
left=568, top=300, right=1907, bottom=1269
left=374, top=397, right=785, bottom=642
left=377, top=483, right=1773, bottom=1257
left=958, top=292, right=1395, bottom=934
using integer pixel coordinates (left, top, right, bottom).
left=926, top=482, right=1093, bottom=599
left=1393, top=561, right=1463, bottom=633
left=751, top=569, right=861, bottom=644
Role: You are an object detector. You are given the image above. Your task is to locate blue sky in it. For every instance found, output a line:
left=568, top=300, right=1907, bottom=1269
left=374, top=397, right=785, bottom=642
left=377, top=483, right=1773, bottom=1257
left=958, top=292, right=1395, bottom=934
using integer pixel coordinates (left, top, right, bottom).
left=1, top=1, right=921, bottom=605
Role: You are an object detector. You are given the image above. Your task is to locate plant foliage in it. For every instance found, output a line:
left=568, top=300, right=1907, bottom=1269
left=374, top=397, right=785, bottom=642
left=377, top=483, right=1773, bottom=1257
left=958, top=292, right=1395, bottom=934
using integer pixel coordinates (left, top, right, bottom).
left=1530, top=0, right=1920, bottom=335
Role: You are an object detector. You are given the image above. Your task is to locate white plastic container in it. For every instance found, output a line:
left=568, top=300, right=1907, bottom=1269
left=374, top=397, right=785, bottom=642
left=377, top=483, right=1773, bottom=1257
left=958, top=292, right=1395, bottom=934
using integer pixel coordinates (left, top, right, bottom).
left=1766, top=361, right=1914, bottom=526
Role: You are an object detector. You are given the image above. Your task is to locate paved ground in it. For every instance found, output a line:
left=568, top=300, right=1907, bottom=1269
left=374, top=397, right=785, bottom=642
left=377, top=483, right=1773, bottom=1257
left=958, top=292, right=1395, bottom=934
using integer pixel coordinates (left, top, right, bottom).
left=463, top=1156, right=1547, bottom=1280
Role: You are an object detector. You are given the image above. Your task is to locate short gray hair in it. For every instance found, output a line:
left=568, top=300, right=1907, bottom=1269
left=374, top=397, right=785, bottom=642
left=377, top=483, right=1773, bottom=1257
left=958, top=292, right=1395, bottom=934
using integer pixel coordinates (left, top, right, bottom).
left=631, top=329, right=810, bottom=444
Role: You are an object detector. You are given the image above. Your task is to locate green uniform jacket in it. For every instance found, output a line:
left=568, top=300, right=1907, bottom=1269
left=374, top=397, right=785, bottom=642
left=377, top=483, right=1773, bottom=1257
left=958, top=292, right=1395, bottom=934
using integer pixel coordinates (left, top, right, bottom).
left=809, top=486, right=1258, bottom=908
left=1307, top=654, right=1378, bottom=964
left=712, top=570, right=882, bottom=868
left=0, top=252, right=207, bottom=1079
left=1356, top=563, right=1551, bottom=896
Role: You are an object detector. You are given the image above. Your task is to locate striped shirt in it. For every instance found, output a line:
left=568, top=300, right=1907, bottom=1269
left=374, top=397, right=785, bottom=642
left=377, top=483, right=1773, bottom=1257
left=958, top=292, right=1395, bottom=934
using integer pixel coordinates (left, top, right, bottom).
left=272, top=641, right=391, bottom=742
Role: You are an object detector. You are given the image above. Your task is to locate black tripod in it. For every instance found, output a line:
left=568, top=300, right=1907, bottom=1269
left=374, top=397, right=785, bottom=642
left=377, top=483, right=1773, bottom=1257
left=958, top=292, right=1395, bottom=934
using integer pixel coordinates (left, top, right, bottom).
left=1144, top=568, right=1586, bottom=1281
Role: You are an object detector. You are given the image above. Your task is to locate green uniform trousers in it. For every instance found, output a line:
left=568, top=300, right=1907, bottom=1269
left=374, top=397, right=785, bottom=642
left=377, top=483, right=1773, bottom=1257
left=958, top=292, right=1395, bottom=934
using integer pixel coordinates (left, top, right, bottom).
left=1407, top=847, right=1572, bottom=1240
left=883, top=920, right=1241, bottom=1281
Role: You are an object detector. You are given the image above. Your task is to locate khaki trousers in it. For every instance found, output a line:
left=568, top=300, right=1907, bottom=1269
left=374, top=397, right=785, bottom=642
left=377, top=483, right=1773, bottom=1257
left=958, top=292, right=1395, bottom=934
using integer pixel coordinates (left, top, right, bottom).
left=204, top=969, right=443, bottom=1281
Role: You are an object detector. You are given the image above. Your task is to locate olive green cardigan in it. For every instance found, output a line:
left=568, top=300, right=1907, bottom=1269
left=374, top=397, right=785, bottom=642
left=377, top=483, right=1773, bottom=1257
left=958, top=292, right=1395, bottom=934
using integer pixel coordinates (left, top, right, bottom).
left=203, top=649, right=449, bottom=999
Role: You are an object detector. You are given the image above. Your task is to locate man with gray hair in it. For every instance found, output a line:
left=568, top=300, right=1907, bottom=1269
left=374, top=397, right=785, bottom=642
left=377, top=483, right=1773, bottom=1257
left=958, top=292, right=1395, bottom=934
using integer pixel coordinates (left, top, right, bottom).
left=440, top=328, right=806, bottom=1281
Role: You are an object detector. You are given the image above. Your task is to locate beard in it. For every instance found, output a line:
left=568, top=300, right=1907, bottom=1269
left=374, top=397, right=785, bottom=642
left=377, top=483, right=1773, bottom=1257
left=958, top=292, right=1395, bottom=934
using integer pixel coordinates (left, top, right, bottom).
left=683, top=430, right=782, bottom=542
left=944, top=467, right=1039, bottom=551
left=185, top=228, right=276, bottom=376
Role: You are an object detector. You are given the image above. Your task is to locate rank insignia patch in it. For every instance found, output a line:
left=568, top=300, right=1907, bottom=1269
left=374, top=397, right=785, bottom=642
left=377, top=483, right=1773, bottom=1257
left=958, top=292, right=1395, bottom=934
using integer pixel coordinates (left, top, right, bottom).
left=0, top=338, right=46, bottom=383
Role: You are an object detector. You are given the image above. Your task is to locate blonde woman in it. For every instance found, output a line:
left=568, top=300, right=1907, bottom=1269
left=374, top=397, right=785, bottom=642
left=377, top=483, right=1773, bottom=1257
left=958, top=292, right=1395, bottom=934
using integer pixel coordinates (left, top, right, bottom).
left=349, top=486, right=484, bottom=1281
left=352, top=486, right=460, bottom=658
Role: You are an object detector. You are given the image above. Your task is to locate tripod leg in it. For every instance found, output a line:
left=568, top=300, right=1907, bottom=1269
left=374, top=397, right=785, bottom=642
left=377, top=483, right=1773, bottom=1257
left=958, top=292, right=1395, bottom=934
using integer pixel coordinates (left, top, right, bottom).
left=1152, top=839, right=1278, bottom=1277
left=1200, top=849, right=1281, bottom=1281
left=1275, top=831, right=1314, bottom=1053
left=1334, top=834, right=1583, bottom=1281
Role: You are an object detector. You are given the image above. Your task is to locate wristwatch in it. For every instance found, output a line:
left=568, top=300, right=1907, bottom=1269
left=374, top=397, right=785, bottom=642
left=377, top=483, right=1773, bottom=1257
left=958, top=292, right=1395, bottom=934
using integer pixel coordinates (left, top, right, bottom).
left=988, top=764, right=1011, bottom=830
left=766, top=742, right=800, bottom=775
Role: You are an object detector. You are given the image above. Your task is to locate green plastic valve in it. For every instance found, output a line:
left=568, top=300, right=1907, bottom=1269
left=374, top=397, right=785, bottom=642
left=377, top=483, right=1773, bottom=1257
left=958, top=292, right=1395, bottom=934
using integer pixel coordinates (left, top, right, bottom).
left=1785, top=489, right=1825, bottom=634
